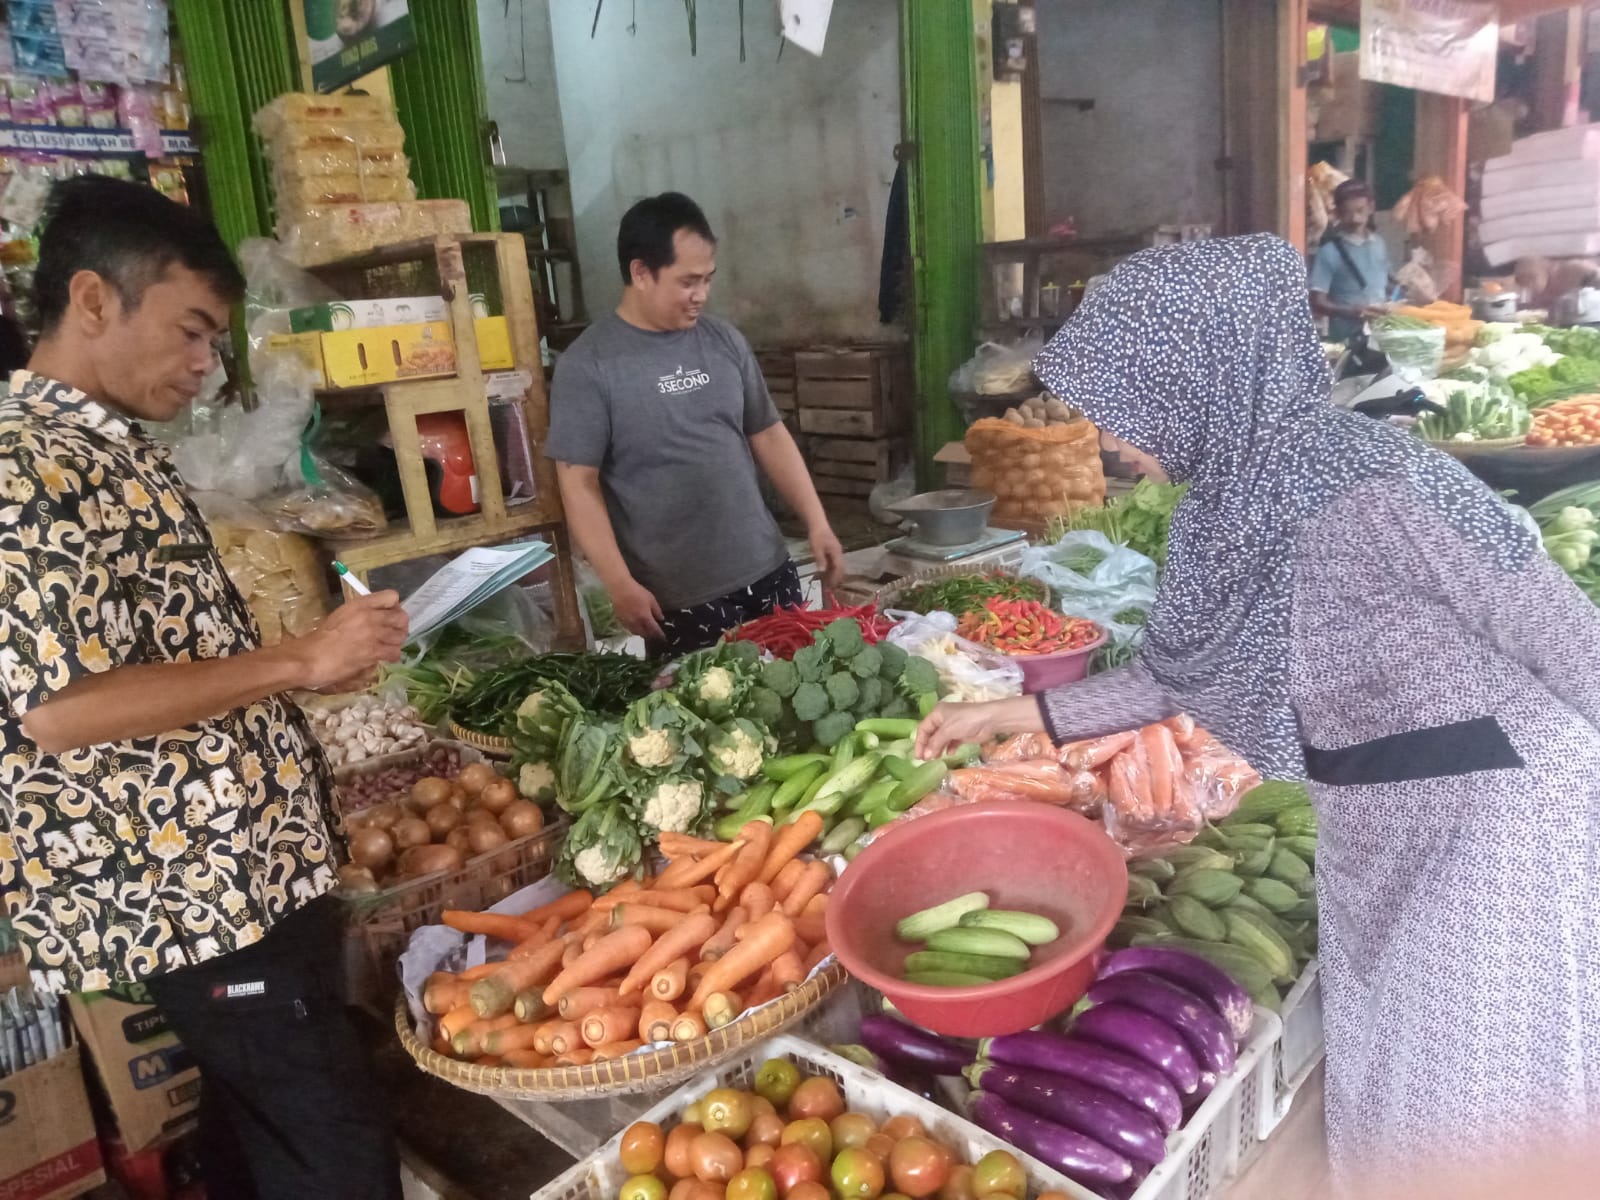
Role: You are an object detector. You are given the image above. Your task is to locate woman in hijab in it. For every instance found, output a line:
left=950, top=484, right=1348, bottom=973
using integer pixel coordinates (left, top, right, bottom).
left=917, top=235, right=1600, bottom=1186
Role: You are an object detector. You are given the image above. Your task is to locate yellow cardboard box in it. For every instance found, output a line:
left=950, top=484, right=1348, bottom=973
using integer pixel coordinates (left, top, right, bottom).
left=266, top=332, right=327, bottom=386
left=474, top=315, right=514, bottom=370
left=321, top=321, right=458, bottom=389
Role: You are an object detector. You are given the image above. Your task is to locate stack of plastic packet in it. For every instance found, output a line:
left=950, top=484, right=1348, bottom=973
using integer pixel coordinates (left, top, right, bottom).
left=0, top=984, right=69, bottom=1079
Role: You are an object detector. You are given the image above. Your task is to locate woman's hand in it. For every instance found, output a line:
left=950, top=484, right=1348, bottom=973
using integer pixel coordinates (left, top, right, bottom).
left=916, top=695, right=1044, bottom=759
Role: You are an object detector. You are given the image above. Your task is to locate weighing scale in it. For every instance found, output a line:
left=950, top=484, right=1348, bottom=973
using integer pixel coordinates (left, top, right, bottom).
left=882, top=526, right=1027, bottom=562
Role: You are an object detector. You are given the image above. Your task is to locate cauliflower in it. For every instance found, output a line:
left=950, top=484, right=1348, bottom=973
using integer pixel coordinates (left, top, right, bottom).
left=517, top=760, right=556, bottom=803
left=642, top=778, right=705, bottom=834
left=698, top=666, right=736, bottom=704
left=628, top=728, right=676, bottom=769
left=574, top=846, right=630, bottom=886
left=558, top=801, right=642, bottom=889
left=708, top=720, right=765, bottom=781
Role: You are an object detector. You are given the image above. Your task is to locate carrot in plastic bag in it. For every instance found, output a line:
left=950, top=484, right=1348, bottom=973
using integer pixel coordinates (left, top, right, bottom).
left=948, top=761, right=1079, bottom=805
left=1140, top=724, right=1185, bottom=818
left=1060, top=731, right=1138, bottom=771
left=985, top=732, right=1056, bottom=763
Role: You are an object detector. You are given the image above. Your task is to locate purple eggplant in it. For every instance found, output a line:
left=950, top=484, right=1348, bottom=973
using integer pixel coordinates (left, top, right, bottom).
left=1072, top=1003, right=1202, bottom=1095
left=979, top=1030, right=1183, bottom=1133
left=860, top=1015, right=975, bottom=1076
left=965, top=1062, right=1168, bottom=1166
left=1087, top=971, right=1237, bottom=1075
left=830, top=1043, right=939, bottom=1097
left=968, top=1091, right=1133, bottom=1188
left=1097, top=946, right=1253, bottom=1041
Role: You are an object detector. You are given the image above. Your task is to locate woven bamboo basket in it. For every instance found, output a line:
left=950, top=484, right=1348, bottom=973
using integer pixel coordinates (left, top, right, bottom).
left=448, top=720, right=514, bottom=758
left=874, top=563, right=1046, bottom=615
left=1427, top=436, right=1527, bottom=458
left=394, top=961, right=848, bottom=1101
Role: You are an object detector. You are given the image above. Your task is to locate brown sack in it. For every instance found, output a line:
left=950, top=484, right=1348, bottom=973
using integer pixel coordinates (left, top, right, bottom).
left=964, top=417, right=1106, bottom=523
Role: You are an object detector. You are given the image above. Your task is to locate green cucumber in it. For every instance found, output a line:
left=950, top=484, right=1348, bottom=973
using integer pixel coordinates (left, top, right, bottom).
left=819, top=817, right=867, bottom=856
left=713, top=784, right=776, bottom=840
left=925, top=926, right=1031, bottom=960
left=843, top=835, right=870, bottom=861
left=903, top=970, right=992, bottom=988
left=1164, top=895, right=1228, bottom=941
left=762, top=753, right=829, bottom=782
left=887, top=761, right=948, bottom=811
left=771, top=763, right=826, bottom=812
left=847, top=779, right=899, bottom=818
left=895, top=891, right=989, bottom=941
left=855, top=718, right=921, bottom=740
left=1129, top=858, right=1175, bottom=882
left=903, top=950, right=1023, bottom=981
left=803, top=754, right=883, bottom=816
left=957, top=908, right=1060, bottom=945
left=880, top=756, right=918, bottom=782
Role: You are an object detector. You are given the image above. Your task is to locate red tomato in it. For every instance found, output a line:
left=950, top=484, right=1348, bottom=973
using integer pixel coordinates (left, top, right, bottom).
left=769, top=1144, right=823, bottom=1197
left=780, top=1119, right=833, bottom=1164
left=787, top=1078, right=845, bottom=1123
left=889, top=1138, right=952, bottom=1199
left=620, top=1123, right=666, bottom=1176
left=689, top=1133, right=744, bottom=1184
left=830, top=1113, right=878, bottom=1153
left=727, top=1168, right=778, bottom=1200
left=879, top=1117, right=926, bottom=1142
left=831, top=1149, right=887, bottom=1200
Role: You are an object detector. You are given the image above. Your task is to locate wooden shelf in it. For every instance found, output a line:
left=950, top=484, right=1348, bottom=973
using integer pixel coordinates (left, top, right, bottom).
left=333, top=504, right=559, bottom=576
left=306, top=232, right=510, bottom=277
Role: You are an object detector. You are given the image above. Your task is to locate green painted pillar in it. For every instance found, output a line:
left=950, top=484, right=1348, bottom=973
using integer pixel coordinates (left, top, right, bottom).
left=902, top=0, right=983, bottom=486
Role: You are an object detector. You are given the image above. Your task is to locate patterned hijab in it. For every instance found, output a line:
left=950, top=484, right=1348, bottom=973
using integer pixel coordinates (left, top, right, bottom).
left=1032, top=234, right=1537, bottom=778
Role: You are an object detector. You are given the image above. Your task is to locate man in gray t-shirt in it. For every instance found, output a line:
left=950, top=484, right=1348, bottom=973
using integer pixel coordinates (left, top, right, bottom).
left=547, top=192, right=843, bottom=653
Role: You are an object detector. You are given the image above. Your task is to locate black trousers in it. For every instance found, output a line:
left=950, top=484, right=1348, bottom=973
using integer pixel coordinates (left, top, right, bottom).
left=651, top=560, right=805, bottom=656
left=143, top=895, right=402, bottom=1200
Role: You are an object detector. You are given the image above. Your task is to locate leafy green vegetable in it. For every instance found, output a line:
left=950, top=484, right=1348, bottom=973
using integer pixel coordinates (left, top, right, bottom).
left=1047, top=480, right=1188, bottom=566
left=554, top=718, right=625, bottom=814
left=1413, top=379, right=1531, bottom=442
left=895, top=573, right=1044, bottom=618
left=511, top=680, right=584, bottom=763
left=558, top=801, right=642, bottom=889
left=450, top=652, right=658, bottom=732
left=621, top=691, right=705, bottom=775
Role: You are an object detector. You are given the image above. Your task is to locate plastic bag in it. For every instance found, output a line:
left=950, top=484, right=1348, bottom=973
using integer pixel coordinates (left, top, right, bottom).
left=173, top=352, right=314, bottom=501
left=238, top=237, right=341, bottom=377
left=948, top=339, right=1042, bottom=398
left=884, top=611, right=1022, bottom=701
left=1019, top=532, right=1158, bottom=649
left=1372, top=320, right=1446, bottom=385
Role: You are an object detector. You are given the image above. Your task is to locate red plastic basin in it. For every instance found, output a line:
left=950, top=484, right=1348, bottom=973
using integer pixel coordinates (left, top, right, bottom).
left=1013, top=628, right=1107, bottom=694
left=825, top=799, right=1128, bottom=1038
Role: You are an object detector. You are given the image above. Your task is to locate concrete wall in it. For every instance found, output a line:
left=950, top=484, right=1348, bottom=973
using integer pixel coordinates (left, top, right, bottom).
left=538, top=0, right=902, bottom=344
left=1035, top=0, right=1224, bottom=236
left=477, top=0, right=568, bottom=171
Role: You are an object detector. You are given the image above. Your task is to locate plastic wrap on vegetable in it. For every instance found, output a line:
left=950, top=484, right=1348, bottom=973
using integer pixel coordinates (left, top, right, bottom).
left=985, top=731, right=1056, bottom=763
left=1018, top=532, right=1159, bottom=654
left=884, top=611, right=1023, bottom=702
left=1371, top=317, right=1446, bottom=385
left=947, top=761, right=1102, bottom=811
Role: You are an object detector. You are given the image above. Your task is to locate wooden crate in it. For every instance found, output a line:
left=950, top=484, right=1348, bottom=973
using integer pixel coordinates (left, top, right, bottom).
left=807, top=436, right=906, bottom=483
left=795, top=346, right=908, bottom=438
left=758, top=349, right=798, bottom=415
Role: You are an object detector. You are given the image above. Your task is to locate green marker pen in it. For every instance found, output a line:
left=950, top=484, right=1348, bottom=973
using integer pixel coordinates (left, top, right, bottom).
left=332, top=561, right=370, bottom=596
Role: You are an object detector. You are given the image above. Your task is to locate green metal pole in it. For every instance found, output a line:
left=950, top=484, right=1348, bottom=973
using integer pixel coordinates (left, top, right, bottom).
left=901, top=0, right=982, bottom=487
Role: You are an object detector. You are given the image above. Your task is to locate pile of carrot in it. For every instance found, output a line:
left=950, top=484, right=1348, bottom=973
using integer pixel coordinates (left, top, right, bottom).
left=418, top=814, right=834, bottom=1070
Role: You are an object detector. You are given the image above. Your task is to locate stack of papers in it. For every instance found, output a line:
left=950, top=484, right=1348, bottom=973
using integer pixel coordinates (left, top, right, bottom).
left=403, top=542, right=553, bottom=645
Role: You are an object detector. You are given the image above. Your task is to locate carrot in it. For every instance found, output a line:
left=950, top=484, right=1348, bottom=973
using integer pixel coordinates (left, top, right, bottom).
left=793, top=912, right=827, bottom=945
left=519, top=890, right=594, bottom=925
left=472, top=939, right=568, bottom=1017
left=686, top=961, right=711, bottom=993
left=484, top=1023, right=550, bottom=1056
left=702, top=990, right=744, bottom=1028
left=571, top=905, right=611, bottom=938
left=439, top=1004, right=478, bottom=1043
left=715, top=821, right=772, bottom=912
left=431, top=1035, right=452, bottom=1057
left=458, top=962, right=500, bottom=982
left=531, top=1020, right=565, bottom=1056
left=746, top=967, right=782, bottom=1008
left=671, top=1011, right=708, bottom=1042
left=557, top=986, right=624, bottom=1021
left=740, top=881, right=776, bottom=920
left=452, top=1013, right=520, bottom=1058
left=509, top=926, right=567, bottom=962
left=770, top=859, right=806, bottom=900
left=441, top=910, right=540, bottom=943
left=424, top=973, right=470, bottom=1015
left=802, top=939, right=832, bottom=974
left=655, top=838, right=745, bottom=890
left=581, top=1005, right=642, bottom=1048
left=1061, top=731, right=1137, bottom=771
left=547, top=1020, right=585, bottom=1056
left=513, top=990, right=550, bottom=1023
left=639, top=999, right=677, bottom=1044
left=770, top=950, right=804, bottom=992
left=503, top=1049, right=553, bottom=1069
left=477, top=1055, right=504, bottom=1067
left=658, top=832, right=725, bottom=859
left=780, top=860, right=832, bottom=917
left=690, top=912, right=797, bottom=1008
left=651, top=957, right=690, bottom=1001
left=613, top=904, right=704, bottom=934
left=555, top=1048, right=595, bottom=1067
left=591, top=1039, right=644, bottom=1061
left=542, top=925, right=654, bottom=1006
left=758, top=811, right=824, bottom=885
left=700, top=907, right=747, bottom=961
left=599, top=887, right=710, bottom=914
left=802, top=893, right=828, bottom=917
left=581, top=930, right=605, bottom=952
left=561, top=939, right=585, bottom=967
left=617, top=911, right=718, bottom=995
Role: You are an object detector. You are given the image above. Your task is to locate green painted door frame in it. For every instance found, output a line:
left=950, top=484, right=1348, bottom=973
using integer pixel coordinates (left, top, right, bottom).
left=901, top=0, right=982, bottom=486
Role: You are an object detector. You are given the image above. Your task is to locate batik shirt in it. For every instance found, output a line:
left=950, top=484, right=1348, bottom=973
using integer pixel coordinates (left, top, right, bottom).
left=0, top=372, right=339, bottom=993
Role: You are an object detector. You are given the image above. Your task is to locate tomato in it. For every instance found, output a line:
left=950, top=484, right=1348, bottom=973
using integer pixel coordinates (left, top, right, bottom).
left=749, top=1095, right=778, bottom=1121
left=668, top=1180, right=714, bottom=1200
left=746, top=1145, right=777, bottom=1170
left=830, top=1112, right=878, bottom=1152
left=889, top=1138, right=951, bottom=1199
left=664, top=1124, right=705, bottom=1179
left=780, top=1119, right=833, bottom=1164
left=703, top=1089, right=755, bottom=1140
left=754, top=1059, right=802, bottom=1108
left=622, top=1176, right=669, bottom=1200
left=938, top=1165, right=977, bottom=1200
left=769, top=1144, right=823, bottom=1197
left=787, top=1077, right=845, bottom=1123
left=689, top=1132, right=744, bottom=1184
left=831, top=1148, right=887, bottom=1200
left=879, top=1117, right=926, bottom=1142
left=683, top=1102, right=706, bottom=1126
left=971, top=1150, right=1026, bottom=1200
left=745, top=1113, right=785, bottom=1150
left=864, top=1133, right=896, bottom=1162
left=787, top=1183, right=830, bottom=1200
left=620, top=1122, right=667, bottom=1176
left=726, top=1168, right=778, bottom=1200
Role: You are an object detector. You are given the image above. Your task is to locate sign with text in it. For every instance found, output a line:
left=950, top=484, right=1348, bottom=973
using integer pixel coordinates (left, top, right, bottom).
left=1360, top=0, right=1498, bottom=102
left=304, top=0, right=417, bottom=93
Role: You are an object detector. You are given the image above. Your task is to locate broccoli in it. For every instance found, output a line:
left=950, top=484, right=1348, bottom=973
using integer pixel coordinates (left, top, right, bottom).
left=900, top=656, right=941, bottom=698
left=821, top=618, right=864, bottom=660
left=812, top=711, right=857, bottom=749
left=724, top=639, right=761, bottom=667
left=824, top=672, right=860, bottom=712
left=759, top=657, right=801, bottom=699
left=743, top=685, right=785, bottom=730
left=854, top=676, right=885, bottom=716
left=850, top=645, right=883, bottom=679
left=881, top=695, right=913, bottom=720
left=793, top=642, right=830, bottom=683
left=877, top=643, right=908, bottom=680
left=791, top=680, right=831, bottom=722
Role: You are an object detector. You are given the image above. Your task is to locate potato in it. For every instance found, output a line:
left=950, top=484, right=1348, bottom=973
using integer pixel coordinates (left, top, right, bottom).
left=1003, top=408, right=1026, bottom=425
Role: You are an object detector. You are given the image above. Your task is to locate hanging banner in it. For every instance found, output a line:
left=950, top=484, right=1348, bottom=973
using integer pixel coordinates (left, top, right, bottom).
left=1359, top=0, right=1498, bottom=102
left=303, top=0, right=417, bottom=93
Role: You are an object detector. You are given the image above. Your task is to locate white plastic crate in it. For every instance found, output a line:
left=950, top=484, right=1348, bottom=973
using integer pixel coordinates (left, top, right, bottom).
left=531, top=1011, right=1281, bottom=1200
left=1258, top=960, right=1324, bottom=1138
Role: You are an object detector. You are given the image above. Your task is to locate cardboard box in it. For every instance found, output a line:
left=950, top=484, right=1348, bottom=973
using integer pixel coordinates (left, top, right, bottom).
left=0, top=1044, right=105, bottom=1200
left=474, top=315, right=515, bottom=371
left=67, top=993, right=199, bottom=1154
left=321, top=321, right=458, bottom=389
left=290, top=295, right=450, bottom=333
left=266, top=332, right=327, bottom=385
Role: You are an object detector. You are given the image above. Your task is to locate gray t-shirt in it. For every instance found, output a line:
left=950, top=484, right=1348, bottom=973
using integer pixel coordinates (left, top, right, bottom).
left=546, top=313, right=788, bottom=611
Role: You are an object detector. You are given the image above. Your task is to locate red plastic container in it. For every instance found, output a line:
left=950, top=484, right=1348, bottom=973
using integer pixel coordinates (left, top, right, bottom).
left=826, top=799, right=1128, bottom=1037
left=1013, top=628, right=1107, bottom=694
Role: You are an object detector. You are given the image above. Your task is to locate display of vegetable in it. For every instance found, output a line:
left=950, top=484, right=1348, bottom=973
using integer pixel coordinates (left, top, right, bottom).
left=1527, top=394, right=1600, bottom=447
left=1003, top=391, right=1077, bottom=429
left=893, top=572, right=1046, bottom=619
left=449, top=652, right=659, bottom=735
left=336, top=742, right=463, bottom=813
left=1412, top=376, right=1531, bottom=443
left=892, top=891, right=1061, bottom=987
left=307, top=696, right=431, bottom=767
left=1045, top=480, right=1188, bottom=567
left=676, top=641, right=762, bottom=721
left=415, top=832, right=837, bottom=1066
left=955, top=599, right=1101, bottom=657
left=1529, top=481, right=1600, bottom=604
left=725, top=604, right=895, bottom=660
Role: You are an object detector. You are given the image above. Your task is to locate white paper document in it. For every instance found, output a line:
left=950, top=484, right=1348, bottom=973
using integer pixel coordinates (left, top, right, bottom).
left=402, top=542, right=553, bottom=644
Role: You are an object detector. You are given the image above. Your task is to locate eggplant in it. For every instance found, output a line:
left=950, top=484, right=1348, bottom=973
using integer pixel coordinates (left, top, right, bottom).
left=1071, top=1003, right=1202, bottom=1095
left=859, top=1015, right=975, bottom=1075
left=979, top=1030, right=1183, bottom=1133
left=968, top=1091, right=1133, bottom=1188
left=965, top=1062, right=1168, bottom=1166
left=829, top=1043, right=939, bottom=1098
left=1087, top=971, right=1237, bottom=1075
left=1097, top=946, right=1253, bottom=1042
